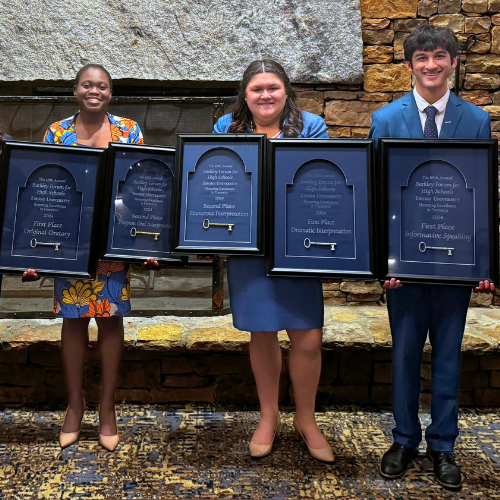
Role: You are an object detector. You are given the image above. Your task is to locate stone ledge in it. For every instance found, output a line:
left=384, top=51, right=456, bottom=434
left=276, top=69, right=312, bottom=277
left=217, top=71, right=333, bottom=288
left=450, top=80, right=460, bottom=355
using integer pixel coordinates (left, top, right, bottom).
left=1, top=305, right=499, bottom=354
left=1, top=306, right=500, bottom=406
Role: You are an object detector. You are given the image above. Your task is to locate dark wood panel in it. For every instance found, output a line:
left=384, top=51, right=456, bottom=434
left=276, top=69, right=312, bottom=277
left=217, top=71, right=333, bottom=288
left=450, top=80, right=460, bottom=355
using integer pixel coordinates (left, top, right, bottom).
left=0, top=99, right=226, bottom=145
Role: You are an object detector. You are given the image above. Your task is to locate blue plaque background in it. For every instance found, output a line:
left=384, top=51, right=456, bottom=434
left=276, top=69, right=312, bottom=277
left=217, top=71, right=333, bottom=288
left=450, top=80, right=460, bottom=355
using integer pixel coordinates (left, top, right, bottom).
left=106, top=150, right=175, bottom=259
left=387, top=146, right=489, bottom=279
left=178, top=142, right=259, bottom=251
left=285, top=159, right=355, bottom=258
left=0, top=146, right=100, bottom=275
left=273, top=144, right=372, bottom=274
left=12, top=164, right=82, bottom=260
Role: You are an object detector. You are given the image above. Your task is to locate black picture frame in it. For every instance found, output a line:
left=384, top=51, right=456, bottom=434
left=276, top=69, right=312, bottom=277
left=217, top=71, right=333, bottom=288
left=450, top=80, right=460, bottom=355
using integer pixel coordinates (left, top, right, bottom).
left=100, top=143, right=186, bottom=264
left=267, top=139, right=378, bottom=279
left=0, top=141, right=106, bottom=279
left=173, top=134, right=266, bottom=255
left=379, top=138, right=499, bottom=285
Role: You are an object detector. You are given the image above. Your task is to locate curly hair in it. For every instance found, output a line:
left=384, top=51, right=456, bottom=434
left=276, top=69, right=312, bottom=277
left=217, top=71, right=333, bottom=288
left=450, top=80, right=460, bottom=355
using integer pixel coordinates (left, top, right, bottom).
left=228, top=60, right=303, bottom=137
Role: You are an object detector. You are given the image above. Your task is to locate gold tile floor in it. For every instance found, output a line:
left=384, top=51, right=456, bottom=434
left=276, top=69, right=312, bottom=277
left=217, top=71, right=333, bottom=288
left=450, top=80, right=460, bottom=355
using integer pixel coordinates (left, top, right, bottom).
left=0, top=405, right=499, bottom=499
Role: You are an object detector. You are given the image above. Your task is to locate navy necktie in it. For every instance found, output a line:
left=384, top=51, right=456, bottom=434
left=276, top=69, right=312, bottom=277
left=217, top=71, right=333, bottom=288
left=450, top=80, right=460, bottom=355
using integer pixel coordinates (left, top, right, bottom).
left=424, top=105, right=438, bottom=138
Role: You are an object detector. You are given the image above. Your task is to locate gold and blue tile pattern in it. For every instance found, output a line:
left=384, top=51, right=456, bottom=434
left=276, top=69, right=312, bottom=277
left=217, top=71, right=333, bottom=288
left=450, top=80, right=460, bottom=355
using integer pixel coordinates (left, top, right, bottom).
left=0, top=405, right=499, bottom=499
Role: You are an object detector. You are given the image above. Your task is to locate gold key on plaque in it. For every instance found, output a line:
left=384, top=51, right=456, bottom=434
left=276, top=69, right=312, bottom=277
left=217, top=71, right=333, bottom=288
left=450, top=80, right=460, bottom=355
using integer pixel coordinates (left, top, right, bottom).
left=203, top=219, right=234, bottom=232
left=130, top=227, right=160, bottom=241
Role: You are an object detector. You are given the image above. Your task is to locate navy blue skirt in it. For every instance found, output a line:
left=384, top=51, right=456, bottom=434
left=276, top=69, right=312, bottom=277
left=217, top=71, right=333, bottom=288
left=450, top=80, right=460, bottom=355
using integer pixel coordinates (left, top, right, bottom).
left=227, top=256, right=324, bottom=332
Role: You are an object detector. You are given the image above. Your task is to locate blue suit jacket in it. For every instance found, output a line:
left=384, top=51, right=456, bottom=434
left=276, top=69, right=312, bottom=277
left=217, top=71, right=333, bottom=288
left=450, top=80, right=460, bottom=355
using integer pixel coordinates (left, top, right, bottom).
left=369, top=91, right=490, bottom=143
left=370, top=92, right=491, bottom=451
left=214, top=110, right=329, bottom=138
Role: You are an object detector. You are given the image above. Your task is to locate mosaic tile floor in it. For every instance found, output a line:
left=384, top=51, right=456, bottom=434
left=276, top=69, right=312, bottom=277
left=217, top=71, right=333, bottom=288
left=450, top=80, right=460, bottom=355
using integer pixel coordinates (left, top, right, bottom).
left=0, top=405, right=499, bottom=499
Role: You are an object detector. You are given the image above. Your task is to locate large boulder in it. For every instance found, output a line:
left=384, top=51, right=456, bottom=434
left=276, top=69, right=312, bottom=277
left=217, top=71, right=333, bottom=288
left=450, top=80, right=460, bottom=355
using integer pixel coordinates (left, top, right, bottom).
left=0, top=0, right=363, bottom=84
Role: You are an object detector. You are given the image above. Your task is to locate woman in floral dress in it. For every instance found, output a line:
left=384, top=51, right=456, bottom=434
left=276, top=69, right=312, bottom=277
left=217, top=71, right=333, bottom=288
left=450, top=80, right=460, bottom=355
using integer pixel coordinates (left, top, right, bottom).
left=25, top=64, right=151, bottom=451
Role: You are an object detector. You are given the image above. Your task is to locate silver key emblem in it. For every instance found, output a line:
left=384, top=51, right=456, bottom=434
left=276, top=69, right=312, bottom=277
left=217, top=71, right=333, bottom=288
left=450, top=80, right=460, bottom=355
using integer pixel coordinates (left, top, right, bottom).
left=419, top=241, right=454, bottom=256
left=30, top=238, right=61, bottom=251
left=304, top=238, right=337, bottom=252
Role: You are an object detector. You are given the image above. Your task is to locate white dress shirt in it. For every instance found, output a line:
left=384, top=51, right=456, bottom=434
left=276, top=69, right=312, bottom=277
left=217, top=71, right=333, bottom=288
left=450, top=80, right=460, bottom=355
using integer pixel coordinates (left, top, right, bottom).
left=413, top=87, right=450, bottom=136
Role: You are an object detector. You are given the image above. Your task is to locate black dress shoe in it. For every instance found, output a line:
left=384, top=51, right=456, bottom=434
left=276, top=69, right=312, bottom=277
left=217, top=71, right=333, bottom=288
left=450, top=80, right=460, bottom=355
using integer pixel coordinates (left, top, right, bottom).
left=426, top=447, right=462, bottom=490
left=380, top=442, right=418, bottom=479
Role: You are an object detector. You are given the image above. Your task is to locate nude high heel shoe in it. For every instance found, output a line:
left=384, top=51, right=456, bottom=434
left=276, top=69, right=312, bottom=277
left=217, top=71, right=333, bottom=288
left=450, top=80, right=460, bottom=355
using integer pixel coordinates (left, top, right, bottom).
left=59, top=398, right=85, bottom=449
left=98, top=405, right=119, bottom=452
left=293, top=416, right=334, bottom=463
left=249, top=414, right=281, bottom=458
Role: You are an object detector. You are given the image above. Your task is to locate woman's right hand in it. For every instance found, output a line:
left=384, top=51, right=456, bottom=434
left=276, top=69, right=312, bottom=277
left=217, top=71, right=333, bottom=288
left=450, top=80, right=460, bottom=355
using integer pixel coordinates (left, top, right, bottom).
left=197, top=255, right=215, bottom=261
left=143, top=257, right=160, bottom=270
left=22, top=269, right=39, bottom=282
left=382, top=278, right=402, bottom=289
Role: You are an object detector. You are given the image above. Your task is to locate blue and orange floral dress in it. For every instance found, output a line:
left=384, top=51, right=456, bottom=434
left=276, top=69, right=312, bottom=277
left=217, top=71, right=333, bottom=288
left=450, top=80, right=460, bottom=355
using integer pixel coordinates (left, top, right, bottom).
left=44, top=112, right=144, bottom=318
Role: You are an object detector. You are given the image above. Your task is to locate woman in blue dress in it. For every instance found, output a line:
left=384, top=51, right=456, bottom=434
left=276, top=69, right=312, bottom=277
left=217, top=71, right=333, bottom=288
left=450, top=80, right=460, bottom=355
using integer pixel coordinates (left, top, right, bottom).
left=214, top=60, right=334, bottom=462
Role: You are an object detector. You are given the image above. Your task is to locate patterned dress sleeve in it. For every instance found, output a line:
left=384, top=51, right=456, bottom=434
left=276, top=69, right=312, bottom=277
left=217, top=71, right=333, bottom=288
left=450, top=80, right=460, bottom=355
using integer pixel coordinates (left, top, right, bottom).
left=43, top=126, right=55, bottom=144
left=129, top=121, right=144, bottom=144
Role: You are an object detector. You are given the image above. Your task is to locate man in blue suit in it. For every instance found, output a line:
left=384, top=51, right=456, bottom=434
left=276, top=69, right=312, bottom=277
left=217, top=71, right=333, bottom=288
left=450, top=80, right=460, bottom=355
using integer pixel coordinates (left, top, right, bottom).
left=369, top=25, right=495, bottom=489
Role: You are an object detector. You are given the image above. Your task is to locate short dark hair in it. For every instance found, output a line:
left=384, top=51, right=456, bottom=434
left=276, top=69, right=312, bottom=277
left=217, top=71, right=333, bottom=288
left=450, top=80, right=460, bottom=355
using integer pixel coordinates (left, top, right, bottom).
left=75, top=64, right=113, bottom=89
left=228, top=59, right=303, bottom=137
left=404, top=25, right=459, bottom=66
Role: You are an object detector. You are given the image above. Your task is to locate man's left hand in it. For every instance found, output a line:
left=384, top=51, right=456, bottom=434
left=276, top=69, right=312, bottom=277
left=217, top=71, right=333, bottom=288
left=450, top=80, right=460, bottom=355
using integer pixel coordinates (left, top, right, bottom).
left=475, top=280, right=495, bottom=293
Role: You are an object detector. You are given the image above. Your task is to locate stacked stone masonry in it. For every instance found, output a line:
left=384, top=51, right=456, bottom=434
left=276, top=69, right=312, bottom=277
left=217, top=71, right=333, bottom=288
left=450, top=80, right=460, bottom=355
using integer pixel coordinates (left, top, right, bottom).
left=294, top=0, right=500, bottom=305
left=1, top=306, right=500, bottom=406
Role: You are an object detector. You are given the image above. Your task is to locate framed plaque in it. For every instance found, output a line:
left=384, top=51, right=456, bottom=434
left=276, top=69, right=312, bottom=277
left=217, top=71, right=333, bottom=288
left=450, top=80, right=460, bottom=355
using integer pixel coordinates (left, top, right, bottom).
left=173, top=134, right=266, bottom=255
left=0, top=141, right=105, bottom=279
left=100, top=143, right=184, bottom=264
left=268, top=139, right=377, bottom=278
left=380, top=139, right=499, bottom=285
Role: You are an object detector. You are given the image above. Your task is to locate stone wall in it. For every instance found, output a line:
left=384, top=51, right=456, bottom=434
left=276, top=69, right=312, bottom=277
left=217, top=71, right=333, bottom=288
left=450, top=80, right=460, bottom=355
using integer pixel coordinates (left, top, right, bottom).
left=0, top=0, right=363, bottom=84
left=2, top=346, right=499, bottom=407
left=1, top=306, right=499, bottom=406
left=295, top=0, right=500, bottom=307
